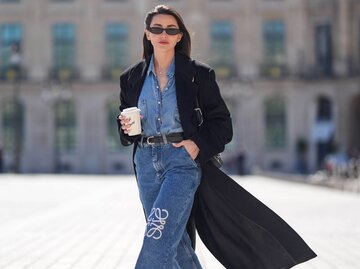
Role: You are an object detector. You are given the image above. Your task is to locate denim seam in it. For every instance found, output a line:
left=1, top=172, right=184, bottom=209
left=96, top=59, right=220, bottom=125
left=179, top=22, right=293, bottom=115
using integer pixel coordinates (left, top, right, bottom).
left=180, top=238, right=198, bottom=269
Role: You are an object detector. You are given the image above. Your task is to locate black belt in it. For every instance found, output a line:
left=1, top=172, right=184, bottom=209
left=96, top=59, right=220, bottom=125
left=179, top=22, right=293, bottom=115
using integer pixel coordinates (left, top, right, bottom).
left=139, top=132, right=184, bottom=145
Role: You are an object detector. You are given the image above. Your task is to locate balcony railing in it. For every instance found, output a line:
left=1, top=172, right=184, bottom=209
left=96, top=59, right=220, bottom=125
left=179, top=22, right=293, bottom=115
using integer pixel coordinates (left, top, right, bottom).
left=212, top=64, right=237, bottom=79
left=297, top=65, right=334, bottom=80
left=49, top=66, right=79, bottom=82
left=259, top=63, right=289, bottom=79
left=0, top=66, right=26, bottom=81
left=102, top=66, right=125, bottom=81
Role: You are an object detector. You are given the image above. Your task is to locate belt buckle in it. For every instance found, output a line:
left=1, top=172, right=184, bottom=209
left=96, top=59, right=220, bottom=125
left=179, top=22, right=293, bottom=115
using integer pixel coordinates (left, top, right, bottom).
left=146, top=136, right=155, bottom=145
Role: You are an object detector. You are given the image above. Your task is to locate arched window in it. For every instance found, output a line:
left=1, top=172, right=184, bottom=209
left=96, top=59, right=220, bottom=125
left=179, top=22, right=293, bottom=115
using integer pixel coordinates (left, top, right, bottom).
left=106, top=98, right=121, bottom=151
left=264, top=96, right=287, bottom=149
left=55, top=100, right=76, bottom=152
left=316, top=96, right=332, bottom=121
left=2, top=98, right=24, bottom=152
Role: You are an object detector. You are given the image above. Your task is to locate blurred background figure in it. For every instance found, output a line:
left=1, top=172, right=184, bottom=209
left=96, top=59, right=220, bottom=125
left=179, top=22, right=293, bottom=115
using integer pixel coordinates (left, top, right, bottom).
left=236, top=150, right=246, bottom=176
left=0, top=0, right=359, bottom=175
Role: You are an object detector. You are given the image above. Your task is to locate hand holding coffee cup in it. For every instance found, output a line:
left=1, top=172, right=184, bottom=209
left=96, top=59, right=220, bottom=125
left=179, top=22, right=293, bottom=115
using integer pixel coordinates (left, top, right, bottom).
left=119, top=115, right=132, bottom=134
left=119, top=107, right=141, bottom=136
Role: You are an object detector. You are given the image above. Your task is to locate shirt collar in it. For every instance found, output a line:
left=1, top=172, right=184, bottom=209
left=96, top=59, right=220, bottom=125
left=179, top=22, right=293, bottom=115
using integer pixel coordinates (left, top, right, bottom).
left=147, top=54, right=175, bottom=78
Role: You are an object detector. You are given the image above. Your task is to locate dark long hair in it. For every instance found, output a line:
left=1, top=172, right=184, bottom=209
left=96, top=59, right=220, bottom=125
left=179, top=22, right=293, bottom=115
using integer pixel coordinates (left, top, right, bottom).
left=142, top=5, right=191, bottom=59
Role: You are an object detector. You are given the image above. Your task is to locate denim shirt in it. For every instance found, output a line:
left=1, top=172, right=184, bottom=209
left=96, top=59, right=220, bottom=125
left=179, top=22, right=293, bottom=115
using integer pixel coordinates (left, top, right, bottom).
left=138, top=55, right=183, bottom=137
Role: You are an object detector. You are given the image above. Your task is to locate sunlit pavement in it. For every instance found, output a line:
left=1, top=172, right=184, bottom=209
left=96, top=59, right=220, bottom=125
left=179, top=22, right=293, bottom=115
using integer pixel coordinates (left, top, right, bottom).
left=0, top=174, right=359, bottom=269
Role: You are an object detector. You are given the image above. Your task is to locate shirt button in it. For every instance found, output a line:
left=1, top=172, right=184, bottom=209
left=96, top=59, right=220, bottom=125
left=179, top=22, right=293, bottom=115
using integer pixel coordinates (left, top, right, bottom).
left=158, top=101, right=161, bottom=104
left=158, top=118, right=161, bottom=121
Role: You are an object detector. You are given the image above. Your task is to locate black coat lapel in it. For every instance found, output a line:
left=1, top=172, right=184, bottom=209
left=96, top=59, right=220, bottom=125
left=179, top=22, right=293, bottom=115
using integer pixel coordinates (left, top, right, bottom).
left=127, top=58, right=150, bottom=107
left=175, top=53, right=198, bottom=137
left=175, top=53, right=197, bottom=106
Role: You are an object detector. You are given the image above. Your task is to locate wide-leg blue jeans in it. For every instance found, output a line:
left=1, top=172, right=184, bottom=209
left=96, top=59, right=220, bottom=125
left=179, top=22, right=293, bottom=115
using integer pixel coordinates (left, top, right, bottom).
left=134, top=143, right=202, bottom=269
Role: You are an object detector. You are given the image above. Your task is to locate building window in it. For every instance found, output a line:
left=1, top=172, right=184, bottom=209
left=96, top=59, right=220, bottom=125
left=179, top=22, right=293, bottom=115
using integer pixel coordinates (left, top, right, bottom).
left=2, top=98, right=24, bottom=152
left=264, top=96, right=287, bottom=149
left=0, top=23, right=22, bottom=79
left=262, top=20, right=287, bottom=78
left=315, top=24, right=332, bottom=76
left=104, top=23, right=129, bottom=80
left=55, top=100, right=76, bottom=152
left=106, top=99, right=121, bottom=151
left=52, top=23, right=76, bottom=80
left=314, top=96, right=334, bottom=167
left=210, top=21, right=235, bottom=78
left=263, top=20, right=285, bottom=64
left=317, top=96, right=332, bottom=121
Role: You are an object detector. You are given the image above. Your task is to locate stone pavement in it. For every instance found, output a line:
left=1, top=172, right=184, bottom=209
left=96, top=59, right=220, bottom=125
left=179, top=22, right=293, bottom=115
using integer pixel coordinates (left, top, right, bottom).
left=0, top=174, right=359, bottom=269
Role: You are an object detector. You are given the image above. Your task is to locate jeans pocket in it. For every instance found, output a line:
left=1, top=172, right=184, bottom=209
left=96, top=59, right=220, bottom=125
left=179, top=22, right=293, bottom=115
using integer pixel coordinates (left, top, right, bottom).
left=180, top=146, right=198, bottom=167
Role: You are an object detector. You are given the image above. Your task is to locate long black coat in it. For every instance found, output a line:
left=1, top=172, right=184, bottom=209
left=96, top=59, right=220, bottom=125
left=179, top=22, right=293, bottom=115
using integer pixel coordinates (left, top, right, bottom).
left=118, top=53, right=316, bottom=269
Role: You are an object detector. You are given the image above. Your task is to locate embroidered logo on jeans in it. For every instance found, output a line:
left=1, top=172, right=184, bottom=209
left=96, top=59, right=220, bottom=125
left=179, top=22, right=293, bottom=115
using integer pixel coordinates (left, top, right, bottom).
left=146, top=208, right=169, bottom=240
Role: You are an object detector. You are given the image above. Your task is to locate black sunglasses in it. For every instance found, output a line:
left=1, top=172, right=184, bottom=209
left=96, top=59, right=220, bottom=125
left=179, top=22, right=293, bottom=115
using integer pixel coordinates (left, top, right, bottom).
left=148, top=27, right=181, bottom=36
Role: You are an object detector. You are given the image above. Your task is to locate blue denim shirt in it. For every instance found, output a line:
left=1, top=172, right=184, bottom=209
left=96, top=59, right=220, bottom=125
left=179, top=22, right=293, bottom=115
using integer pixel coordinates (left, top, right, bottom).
left=138, top=55, right=183, bottom=137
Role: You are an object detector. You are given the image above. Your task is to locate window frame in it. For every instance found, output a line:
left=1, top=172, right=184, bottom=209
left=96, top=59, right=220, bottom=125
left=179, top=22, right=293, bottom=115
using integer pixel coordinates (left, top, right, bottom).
left=263, top=20, right=286, bottom=65
left=55, top=99, right=76, bottom=153
left=209, top=20, right=236, bottom=78
left=105, top=23, right=129, bottom=70
left=1, top=98, right=24, bottom=152
left=264, top=96, right=287, bottom=150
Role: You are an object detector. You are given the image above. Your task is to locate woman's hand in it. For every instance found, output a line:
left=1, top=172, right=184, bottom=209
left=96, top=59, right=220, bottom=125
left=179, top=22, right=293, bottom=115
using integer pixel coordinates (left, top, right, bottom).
left=173, top=139, right=199, bottom=160
left=118, top=115, right=132, bottom=135
left=118, top=114, right=143, bottom=135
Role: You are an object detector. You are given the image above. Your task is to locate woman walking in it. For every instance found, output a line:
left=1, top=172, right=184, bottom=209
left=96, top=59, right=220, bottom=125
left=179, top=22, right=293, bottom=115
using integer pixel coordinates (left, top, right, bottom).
left=118, top=5, right=316, bottom=269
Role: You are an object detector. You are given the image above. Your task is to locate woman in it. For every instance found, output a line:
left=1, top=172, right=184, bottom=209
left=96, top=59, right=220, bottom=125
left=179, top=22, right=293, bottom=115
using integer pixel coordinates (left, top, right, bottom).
left=119, top=5, right=226, bottom=268
left=118, top=5, right=316, bottom=269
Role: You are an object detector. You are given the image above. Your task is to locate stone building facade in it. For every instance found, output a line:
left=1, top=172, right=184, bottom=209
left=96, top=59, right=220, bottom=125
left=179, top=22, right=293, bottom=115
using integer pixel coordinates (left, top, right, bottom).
left=0, top=0, right=359, bottom=174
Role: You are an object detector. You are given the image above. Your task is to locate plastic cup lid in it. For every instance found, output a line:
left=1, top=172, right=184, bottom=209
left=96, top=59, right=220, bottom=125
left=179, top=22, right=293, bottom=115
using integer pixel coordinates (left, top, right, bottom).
left=122, top=107, right=141, bottom=113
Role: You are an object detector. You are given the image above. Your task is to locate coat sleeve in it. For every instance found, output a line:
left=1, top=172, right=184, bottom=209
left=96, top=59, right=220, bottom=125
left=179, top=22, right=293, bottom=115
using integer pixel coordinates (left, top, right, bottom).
left=117, top=73, right=138, bottom=146
left=190, top=68, right=233, bottom=163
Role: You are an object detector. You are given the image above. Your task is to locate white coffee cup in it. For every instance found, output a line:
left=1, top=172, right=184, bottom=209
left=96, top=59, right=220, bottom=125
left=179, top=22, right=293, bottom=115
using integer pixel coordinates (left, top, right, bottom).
left=120, top=107, right=141, bottom=136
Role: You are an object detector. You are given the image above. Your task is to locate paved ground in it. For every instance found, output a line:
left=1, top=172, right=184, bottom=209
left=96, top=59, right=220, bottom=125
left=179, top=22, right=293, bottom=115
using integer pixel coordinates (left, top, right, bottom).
left=0, top=174, right=359, bottom=269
